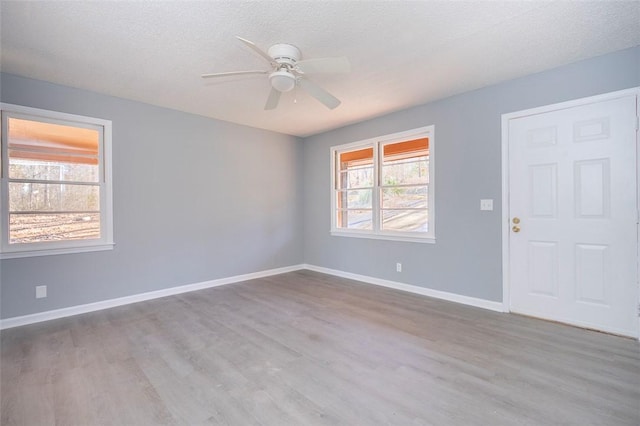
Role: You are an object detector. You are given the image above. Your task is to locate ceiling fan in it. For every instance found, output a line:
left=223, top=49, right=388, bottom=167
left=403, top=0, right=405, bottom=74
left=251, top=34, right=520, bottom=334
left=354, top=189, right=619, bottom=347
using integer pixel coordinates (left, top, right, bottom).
left=202, top=37, right=350, bottom=110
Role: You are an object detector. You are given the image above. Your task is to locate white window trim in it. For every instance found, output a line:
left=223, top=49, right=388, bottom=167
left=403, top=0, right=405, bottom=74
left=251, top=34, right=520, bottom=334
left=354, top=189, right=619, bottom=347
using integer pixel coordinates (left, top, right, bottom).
left=330, top=125, right=435, bottom=243
left=0, top=103, right=114, bottom=259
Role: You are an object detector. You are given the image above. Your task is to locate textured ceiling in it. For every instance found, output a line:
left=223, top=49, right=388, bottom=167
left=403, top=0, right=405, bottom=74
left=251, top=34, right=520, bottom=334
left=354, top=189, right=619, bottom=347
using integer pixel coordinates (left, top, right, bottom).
left=1, top=1, right=639, bottom=137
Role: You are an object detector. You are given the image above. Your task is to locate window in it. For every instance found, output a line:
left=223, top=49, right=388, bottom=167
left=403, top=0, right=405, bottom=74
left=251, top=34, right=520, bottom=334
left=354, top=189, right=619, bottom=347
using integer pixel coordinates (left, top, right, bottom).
left=331, top=126, right=434, bottom=243
left=1, top=104, right=113, bottom=258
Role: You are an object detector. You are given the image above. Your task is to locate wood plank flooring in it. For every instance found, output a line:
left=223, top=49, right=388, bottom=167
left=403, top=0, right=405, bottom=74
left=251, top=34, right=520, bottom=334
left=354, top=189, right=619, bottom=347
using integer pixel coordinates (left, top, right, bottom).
left=2, top=270, right=639, bottom=425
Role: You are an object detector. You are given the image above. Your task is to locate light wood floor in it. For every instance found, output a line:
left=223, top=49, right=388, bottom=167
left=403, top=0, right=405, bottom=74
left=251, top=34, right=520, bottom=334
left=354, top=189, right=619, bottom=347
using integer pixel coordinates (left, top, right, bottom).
left=2, top=270, right=639, bottom=425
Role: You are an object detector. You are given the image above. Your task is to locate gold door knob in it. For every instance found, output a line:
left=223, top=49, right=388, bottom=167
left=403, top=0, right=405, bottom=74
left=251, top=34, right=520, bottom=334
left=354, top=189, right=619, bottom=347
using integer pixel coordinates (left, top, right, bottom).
left=512, top=217, right=520, bottom=224
left=512, top=225, right=520, bottom=233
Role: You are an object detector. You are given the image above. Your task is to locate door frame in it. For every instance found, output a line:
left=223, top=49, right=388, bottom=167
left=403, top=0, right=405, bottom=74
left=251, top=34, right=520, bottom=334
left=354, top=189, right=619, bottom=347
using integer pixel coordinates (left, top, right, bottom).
left=500, top=87, right=640, bottom=339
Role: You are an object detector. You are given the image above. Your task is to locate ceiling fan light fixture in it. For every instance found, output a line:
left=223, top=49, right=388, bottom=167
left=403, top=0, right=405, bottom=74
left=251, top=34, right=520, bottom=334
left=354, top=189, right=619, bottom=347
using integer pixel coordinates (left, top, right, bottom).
left=203, top=37, right=348, bottom=109
left=269, top=70, right=296, bottom=92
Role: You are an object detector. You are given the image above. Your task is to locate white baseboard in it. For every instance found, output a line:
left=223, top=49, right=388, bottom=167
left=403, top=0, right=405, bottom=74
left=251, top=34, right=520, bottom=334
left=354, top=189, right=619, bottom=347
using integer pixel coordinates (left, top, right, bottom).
left=0, top=264, right=305, bottom=330
left=1, top=263, right=504, bottom=330
left=302, top=264, right=505, bottom=313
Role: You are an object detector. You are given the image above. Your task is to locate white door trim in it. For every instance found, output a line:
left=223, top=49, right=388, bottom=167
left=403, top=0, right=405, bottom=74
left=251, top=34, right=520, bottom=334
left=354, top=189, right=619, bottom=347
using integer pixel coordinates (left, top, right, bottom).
left=501, top=87, right=640, bottom=338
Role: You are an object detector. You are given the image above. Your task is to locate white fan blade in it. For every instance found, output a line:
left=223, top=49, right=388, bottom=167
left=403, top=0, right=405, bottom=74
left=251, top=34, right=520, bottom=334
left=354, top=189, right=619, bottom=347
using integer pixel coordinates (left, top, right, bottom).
left=296, top=57, right=350, bottom=74
left=236, top=36, right=274, bottom=65
left=264, top=87, right=281, bottom=110
left=201, top=70, right=267, bottom=79
left=298, top=78, right=341, bottom=109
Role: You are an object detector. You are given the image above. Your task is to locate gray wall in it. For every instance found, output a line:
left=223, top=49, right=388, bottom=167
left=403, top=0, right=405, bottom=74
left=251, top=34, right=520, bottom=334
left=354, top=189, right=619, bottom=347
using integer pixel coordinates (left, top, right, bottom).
left=303, top=46, right=640, bottom=302
left=0, top=73, right=304, bottom=319
left=2, top=46, right=638, bottom=320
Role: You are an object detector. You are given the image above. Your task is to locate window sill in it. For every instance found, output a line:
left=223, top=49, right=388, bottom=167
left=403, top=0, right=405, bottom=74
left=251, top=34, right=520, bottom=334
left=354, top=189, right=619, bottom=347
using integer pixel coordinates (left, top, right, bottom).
left=331, top=230, right=435, bottom=244
left=0, top=243, right=115, bottom=259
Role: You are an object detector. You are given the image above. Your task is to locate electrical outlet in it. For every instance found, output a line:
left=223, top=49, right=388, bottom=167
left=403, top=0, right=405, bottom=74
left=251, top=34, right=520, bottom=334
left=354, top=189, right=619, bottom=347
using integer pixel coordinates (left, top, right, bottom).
left=35, top=285, right=47, bottom=299
left=396, top=262, right=402, bottom=272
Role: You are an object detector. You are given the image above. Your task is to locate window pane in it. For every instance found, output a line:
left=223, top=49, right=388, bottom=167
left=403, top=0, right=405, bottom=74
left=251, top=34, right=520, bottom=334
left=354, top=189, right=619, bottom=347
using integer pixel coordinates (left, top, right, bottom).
left=339, top=147, right=373, bottom=166
left=383, top=137, right=428, bottom=158
left=382, top=137, right=429, bottom=188
left=343, top=189, right=372, bottom=209
left=9, top=157, right=99, bottom=182
left=336, top=189, right=372, bottom=210
left=382, top=209, right=428, bottom=232
left=337, top=147, right=373, bottom=189
left=9, top=213, right=100, bottom=244
left=381, top=158, right=428, bottom=185
left=382, top=186, right=427, bottom=209
left=8, top=118, right=99, bottom=157
left=336, top=209, right=372, bottom=230
left=9, top=183, right=100, bottom=212
left=338, top=166, right=373, bottom=189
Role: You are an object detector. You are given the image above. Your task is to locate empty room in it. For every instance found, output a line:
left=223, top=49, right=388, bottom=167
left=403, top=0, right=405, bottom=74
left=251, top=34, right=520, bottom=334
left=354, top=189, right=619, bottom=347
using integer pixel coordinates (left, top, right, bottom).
left=1, top=1, right=639, bottom=424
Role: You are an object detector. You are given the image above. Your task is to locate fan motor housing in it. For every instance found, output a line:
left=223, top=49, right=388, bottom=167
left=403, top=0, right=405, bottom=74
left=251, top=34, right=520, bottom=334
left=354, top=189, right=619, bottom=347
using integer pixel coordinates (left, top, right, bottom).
left=268, top=43, right=301, bottom=66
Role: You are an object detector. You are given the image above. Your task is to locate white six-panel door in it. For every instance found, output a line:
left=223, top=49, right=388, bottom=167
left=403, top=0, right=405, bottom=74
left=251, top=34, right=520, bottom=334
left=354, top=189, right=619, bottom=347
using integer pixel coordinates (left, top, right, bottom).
left=505, top=92, right=638, bottom=337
